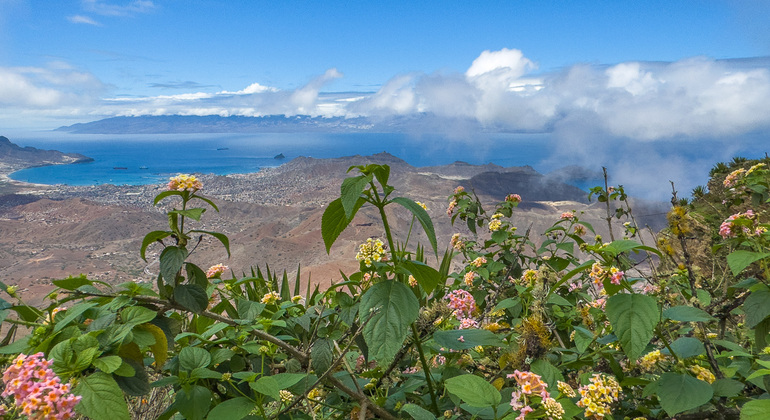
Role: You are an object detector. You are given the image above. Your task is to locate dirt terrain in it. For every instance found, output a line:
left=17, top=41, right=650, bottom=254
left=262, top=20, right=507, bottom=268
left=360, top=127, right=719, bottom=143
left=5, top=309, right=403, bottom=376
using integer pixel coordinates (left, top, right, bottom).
left=0, top=152, right=669, bottom=305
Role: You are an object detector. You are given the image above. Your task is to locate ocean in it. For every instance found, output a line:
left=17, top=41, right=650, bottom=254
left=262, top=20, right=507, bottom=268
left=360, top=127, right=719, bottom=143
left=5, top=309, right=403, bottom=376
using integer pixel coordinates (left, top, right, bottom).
left=7, top=132, right=559, bottom=186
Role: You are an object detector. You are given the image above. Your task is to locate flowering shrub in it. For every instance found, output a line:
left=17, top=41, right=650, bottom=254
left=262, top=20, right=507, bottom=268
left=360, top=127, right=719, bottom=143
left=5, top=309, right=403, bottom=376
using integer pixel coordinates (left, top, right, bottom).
left=0, top=160, right=769, bottom=419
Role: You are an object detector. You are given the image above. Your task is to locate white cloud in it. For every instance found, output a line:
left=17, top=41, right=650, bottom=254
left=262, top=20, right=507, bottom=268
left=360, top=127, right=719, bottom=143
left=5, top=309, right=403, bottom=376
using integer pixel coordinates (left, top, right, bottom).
left=67, top=15, right=101, bottom=25
left=0, top=64, right=106, bottom=108
left=290, top=68, right=343, bottom=114
left=81, top=0, right=156, bottom=16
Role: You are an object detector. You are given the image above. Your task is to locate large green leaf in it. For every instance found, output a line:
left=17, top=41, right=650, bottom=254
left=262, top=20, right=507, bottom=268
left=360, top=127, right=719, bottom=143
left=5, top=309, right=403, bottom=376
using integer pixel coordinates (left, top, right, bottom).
left=311, top=338, right=335, bottom=374
left=52, top=275, right=93, bottom=290
left=206, top=397, right=255, bottom=420
left=74, top=372, right=131, bottom=420
left=179, top=346, right=211, bottom=371
left=174, top=384, right=211, bottom=420
left=656, top=372, right=713, bottom=416
left=401, top=403, right=437, bottom=420
left=250, top=376, right=281, bottom=400
left=444, top=374, right=502, bottom=407
left=663, top=336, right=705, bottom=359
left=530, top=359, right=564, bottom=391
left=744, top=286, right=770, bottom=328
left=741, top=399, right=770, bottom=419
left=602, top=239, right=661, bottom=257
left=727, top=250, right=770, bottom=276
left=168, top=208, right=205, bottom=221
left=391, top=197, right=438, bottom=256
left=663, top=305, right=715, bottom=322
left=159, top=246, right=187, bottom=284
left=173, top=284, right=208, bottom=313
left=140, top=230, right=173, bottom=261
left=400, top=260, right=442, bottom=293
left=340, top=174, right=371, bottom=219
left=606, top=293, right=659, bottom=360
left=360, top=280, right=419, bottom=366
left=189, top=230, right=231, bottom=257
left=120, top=305, right=157, bottom=326
left=321, top=197, right=366, bottom=253
left=433, top=329, right=505, bottom=351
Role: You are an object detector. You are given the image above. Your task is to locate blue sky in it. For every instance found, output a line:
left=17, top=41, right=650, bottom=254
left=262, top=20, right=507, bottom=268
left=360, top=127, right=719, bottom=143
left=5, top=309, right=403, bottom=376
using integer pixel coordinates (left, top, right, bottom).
left=2, top=1, right=770, bottom=197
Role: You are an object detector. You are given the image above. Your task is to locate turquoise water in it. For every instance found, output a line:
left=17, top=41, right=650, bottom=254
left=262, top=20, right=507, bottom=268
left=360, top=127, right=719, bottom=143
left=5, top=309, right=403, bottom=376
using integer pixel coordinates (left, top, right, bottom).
left=8, top=132, right=557, bottom=186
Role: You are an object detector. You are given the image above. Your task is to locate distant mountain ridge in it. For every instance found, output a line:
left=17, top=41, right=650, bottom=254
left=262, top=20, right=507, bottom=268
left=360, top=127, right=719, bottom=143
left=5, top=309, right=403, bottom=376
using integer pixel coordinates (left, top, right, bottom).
left=0, top=136, right=93, bottom=168
left=55, top=114, right=508, bottom=134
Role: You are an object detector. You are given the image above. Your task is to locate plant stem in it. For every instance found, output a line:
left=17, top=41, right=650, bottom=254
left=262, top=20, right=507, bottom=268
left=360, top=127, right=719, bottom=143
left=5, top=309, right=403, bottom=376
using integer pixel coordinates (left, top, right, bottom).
left=411, top=324, right=440, bottom=416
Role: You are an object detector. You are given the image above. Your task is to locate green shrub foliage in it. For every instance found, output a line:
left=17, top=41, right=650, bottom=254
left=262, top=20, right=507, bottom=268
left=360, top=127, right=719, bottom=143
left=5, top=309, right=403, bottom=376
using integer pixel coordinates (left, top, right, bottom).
left=1, top=160, right=769, bottom=419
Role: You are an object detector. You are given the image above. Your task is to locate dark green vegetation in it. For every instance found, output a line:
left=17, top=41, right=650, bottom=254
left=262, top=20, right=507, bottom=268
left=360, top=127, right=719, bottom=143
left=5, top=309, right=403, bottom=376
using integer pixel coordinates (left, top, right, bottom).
left=0, top=157, right=769, bottom=419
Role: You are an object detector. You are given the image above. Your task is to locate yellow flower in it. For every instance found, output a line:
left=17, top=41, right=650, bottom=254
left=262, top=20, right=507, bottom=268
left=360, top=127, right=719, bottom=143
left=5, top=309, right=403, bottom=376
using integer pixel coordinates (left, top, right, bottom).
left=355, top=238, right=387, bottom=267
left=415, top=201, right=428, bottom=211
left=260, top=291, right=280, bottom=305
left=167, top=174, right=203, bottom=191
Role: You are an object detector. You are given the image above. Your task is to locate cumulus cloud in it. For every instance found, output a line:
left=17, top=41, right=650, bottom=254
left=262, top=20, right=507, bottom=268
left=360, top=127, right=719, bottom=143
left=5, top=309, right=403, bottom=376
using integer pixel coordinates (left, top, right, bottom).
left=0, top=64, right=106, bottom=108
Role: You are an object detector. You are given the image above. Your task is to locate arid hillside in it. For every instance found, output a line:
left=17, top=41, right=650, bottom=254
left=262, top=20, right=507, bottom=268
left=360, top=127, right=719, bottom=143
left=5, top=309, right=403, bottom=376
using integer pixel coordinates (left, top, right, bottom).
left=0, top=153, right=669, bottom=305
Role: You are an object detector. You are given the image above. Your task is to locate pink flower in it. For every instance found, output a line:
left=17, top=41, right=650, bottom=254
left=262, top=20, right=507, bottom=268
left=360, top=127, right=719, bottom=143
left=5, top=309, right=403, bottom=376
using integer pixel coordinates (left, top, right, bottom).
left=506, top=194, right=522, bottom=203
left=458, top=318, right=479, bottom=329
left=560, top=211, right=575, bottom=219
left=2, top=353, right=81, bottom=419
left=445, top=289, right=477, bottom=320
left=206, top=263, right=228, bottom=278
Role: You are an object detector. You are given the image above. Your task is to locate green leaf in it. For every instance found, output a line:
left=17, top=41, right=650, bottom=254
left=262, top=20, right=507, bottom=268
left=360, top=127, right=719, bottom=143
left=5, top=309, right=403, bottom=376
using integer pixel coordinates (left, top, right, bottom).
left=744, top=286, right=770, bottom=328
left=391, top=197, right=438, bottom=256
left=120, top=306, right=157, bottom=326
left=53, top=302, right=98, bottom=333
left=186, top=263, right=209, bottom=288
left=656, top=372, right=713, bottom=416
left=179, top=346, right=211, bottom=371
left=663, top=336, right=705, bottom=359
left=140, top=230, right=172, bottom=261
left=433, top=329, right=505, bottom=351
left=52, top=275, right=93, bottom=290
left=250, top=376, right=281, bottom=400
left=444, top=374, right=502, bottom=407
left=606, top=293, right=660, bottom=360
left=174, top=284, right=208, bottom=313
left=340, top=174, right=371, bottom=219
left=573, top=326, right=594, bottom=353
left=189, top=230, right=231, bottom=257
left=711, top=378, right=744, bottom=397
left=602, top=239, right=661, bottom=257
left=663, top=305, right=715, bottom=322
left=401, top=403, right=437, bottom=420
left=153, top=190, right=185, bottom=205
left=400, top=260, right=442, bottom=293
left=740, top=399, right=770, bottom=419
left=74, top=372, right=131, bottom=420
left=360, top=280, right=419, bottom=366
left=159, top=246, right=187, bottom=284
left=168, top=207, right=205, bottom=221
left=311, top=338, right=335, bottom=374
left=530, top=359, right=564, bottom=391
left=321, top=197, right=365, bottom=253
left=236, top=298, right=265, bottom=320
left=727, top=250, right=770, bottom=276
left=174, top=384, right=211, bottom=420
left=207, top=397, right=255, bottom=420
left=92, top=355, right=123, bottom=373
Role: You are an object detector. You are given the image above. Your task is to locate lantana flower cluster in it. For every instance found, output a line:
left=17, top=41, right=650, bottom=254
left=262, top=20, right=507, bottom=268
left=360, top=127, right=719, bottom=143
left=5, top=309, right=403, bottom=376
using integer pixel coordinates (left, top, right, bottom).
left=488, top=213, right=504, bottom=231
left=718, top=210, right=765, bottom=239
left=638, top=349, right=666, bottom=372
left=1, top=352, right=81, bottom=420
left=576, top=373, right=622, bottom=419
left=260, top=291, right=281, bottom=305
left=206, top=263, right=228, bottom=279
left=588, top=263, right=624, bottom=286
left=508, top=370, right=564, bottom=420
left=355, top=238, right=387, bottom=267
left=444, top=289, right=476, bottom=321
left=167, top=174, right=203, bottom=192
left=690, top=365, right=715, bottom=384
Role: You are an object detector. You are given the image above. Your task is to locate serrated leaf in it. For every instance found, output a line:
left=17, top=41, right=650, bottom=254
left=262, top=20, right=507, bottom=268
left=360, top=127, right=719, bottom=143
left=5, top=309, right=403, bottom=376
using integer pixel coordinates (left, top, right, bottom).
left=250, top=376, right=281, bottom=400
left=52, top=275, right=93, bottom=290
left=168, top=207, right=205, bottom=221
left=400, top=260, right=442, bottom=293
left=360, top=280, right=419, bottom=366
left=606, top=293, right=659, bottom=360
left=740, top=399, right=770, bottom=419
left=727, top=250, right=770, bottom=276
left=744, top=286, right=770, bottom=328
left=341, top=174, right=371, bottom=219
left=179, top=346, right=211, bottom=371
left=573, top=326, right=594, bottom=353
left=185, top=263, right=208, bottom=288
left=207, top=397, right=254, bottom=420
left=662, top=336, right=705, bottom=359
left=140, top=231, right=172, bottom=261
left=656, top=373, right=713, bottom=416
left=120, top=306, right=157, bottom=326
left=444, top=374, right=501, bottom=407
left=391, top=197, right=438, bottom=256
left=311, top=338, right=335, bottom=374
left=321, top=197, right=365, bottom=253
left=663, top=305, right=715, bottom=322
left=189, top=230, right=230, bottom=257
left=433, top=329, right=504, bottom=351
left=174, top=284, right=208, bottom=313
left=92, top=355, right=123, bottom=373
left=174, top=384, right=211, bottom=420
left=159, top=246, right=187, bottom=284
left=530, top=359, right=564, bottom=391
left=74, top=372, right=130, bottom=420
left=401, top=403, right=437, bottom=420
